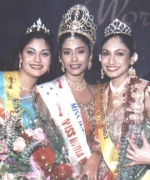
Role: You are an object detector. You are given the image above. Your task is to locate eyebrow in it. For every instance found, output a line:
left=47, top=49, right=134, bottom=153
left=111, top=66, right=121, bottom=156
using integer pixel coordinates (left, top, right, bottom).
left=62, top=46, right=86, bottom=51
left=102, top=48, right=126, bottom=52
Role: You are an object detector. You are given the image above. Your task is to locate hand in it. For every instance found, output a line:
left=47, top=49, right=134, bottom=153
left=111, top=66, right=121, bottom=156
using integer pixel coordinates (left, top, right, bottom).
left=125, top=131, right=150, bottom=166
left=78, top=152, right=101, bottom=180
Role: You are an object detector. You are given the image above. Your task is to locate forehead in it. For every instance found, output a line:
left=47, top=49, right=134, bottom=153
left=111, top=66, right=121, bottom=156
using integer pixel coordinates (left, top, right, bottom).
left=102, top=36, right=128, bottom=50
left=62, top=37, right=88, bottom=48
left=26, top=38, right=49, bottom=48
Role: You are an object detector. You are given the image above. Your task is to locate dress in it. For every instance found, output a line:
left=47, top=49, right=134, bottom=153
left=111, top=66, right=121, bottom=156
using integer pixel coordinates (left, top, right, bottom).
left=0, top=71, right=64, bottom=180
left=36, top=75, right=101, bottom=179
left=96, top=77, right=150, bottom=180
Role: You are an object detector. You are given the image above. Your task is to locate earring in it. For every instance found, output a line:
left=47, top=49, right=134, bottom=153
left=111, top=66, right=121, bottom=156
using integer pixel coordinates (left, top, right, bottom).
left=101, top=68, right=105, bottom=79
left=59, top=58, right=65, bottom=72
left=99, top=54, right=101, bottom=62
left=128, top=62, right=136, bottom=77
left=88, top=54, right=92, bottom=70
left=19, top=59, right=22, bottom=69
left=128, top=53, right=138, bottom=77
left=47, top=67, right=50, bottom=74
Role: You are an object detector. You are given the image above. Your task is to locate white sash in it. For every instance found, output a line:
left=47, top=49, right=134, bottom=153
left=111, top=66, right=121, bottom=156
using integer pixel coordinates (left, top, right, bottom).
left=37, top=75, right=91, bottom=163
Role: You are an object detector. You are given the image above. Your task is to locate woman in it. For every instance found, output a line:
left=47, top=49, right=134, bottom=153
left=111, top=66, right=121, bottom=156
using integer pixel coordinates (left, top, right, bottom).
left=0, top=18, right=55, bottom=179
left=37, top=4, right=101, bottom=180
left=96, top=18, right=150, bottom=179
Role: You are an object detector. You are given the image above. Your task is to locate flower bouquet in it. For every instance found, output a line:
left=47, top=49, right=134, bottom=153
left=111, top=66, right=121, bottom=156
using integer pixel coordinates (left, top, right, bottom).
left=0, top=109, right=73, bottom=180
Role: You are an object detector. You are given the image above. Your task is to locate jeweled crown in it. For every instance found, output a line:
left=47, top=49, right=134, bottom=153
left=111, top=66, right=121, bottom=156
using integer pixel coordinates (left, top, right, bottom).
left=25, top=18, right=50, bottom=35
left=58, top=4, right=97, bottom=49
left=104, top=19, right=132, bottom=37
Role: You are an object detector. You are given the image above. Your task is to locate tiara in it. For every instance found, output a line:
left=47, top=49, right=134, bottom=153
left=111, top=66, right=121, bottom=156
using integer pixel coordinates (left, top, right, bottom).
left=25, top=18, right=50, bottom=35
left=104, top=19, right=132, bottom=37
left=58, top=4, right=97, bottom=49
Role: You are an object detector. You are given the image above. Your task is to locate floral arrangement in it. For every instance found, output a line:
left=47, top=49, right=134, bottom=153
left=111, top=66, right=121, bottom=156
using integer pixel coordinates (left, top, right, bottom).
left=117, top=123, right=150, bottom=180
left=0, top=107, right=73, bottom=180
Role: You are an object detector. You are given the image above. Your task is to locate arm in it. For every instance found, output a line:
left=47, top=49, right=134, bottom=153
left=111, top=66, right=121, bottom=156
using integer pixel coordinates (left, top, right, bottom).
left=78, top=126, right=102, bottom=180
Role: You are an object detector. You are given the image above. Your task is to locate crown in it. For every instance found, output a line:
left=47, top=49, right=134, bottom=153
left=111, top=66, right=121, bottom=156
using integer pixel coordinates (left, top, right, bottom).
left=25, top=18, right=50, bottom=35
left=104, top=19, right=132, bottom=37
left=58, top=4, right=97, bottom=49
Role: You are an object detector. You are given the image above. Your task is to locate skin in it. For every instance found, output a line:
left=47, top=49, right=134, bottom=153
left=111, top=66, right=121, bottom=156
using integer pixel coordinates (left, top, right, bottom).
left=101, top=36, right=150, bottom=167
left=19, top=38, right=51, bottom=93
left=61, top=37, right=101, bottom=180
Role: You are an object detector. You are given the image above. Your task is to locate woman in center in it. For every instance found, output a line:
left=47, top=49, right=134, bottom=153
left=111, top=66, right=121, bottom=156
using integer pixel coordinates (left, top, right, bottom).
left=37, top=4, right=101, bottom=180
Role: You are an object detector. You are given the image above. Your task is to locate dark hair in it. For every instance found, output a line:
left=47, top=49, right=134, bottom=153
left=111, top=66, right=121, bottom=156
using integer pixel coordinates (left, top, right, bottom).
left=59, top=33, right=91, bottom=56
left=101, top=33, right=135, bottom=57
left=18, top=31, right=54, bottom=58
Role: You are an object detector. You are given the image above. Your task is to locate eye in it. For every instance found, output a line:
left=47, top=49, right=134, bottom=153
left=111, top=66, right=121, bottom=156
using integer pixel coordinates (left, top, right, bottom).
left=102, top=52, right=109, bottom=56
left=116, top=52, right=124, bottom=56
left=63, top=51, right=70, bottom=55
left=27, top=50, right=34, bottom=55
left=78, top=49, right=85, bottom=54
left=42, top=51, right=50, bottom=57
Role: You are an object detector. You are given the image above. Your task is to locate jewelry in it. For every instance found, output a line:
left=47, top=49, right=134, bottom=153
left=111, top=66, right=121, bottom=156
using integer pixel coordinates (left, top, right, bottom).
left=88, top=55, right=92, bottom=70
left=64, top=77, right=87, bottom=91
left=104, top=19, right=132, bottom=37
left=99, top=54, right=101, bottom=62
left=19, top=59, right=22, bottom=69
left=110, top=77, right=129, bottom=106
left=19, top=83, right=36, bottom=92
left=101, top=68, right=105, bottom=79
left=59, top=58, right=65, bottom=72
left=58, top=4, right=97, bottom=50
left=47, top=67, right=50, bottom=74
left=24, top=18, right=50, bottom=35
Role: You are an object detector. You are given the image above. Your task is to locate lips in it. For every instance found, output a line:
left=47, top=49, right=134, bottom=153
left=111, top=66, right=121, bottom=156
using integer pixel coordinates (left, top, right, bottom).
left=30, top=64, right=43, bottom=70
left=106, top=66, right=120, bottom=72
left=69, top=64, right=82, bottom=70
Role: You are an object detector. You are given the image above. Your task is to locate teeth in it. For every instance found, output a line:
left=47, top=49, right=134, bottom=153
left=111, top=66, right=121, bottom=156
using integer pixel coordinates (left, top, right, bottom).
left=107, top=67, right=119, bottom=71
left=30, top=65, right=42, bottom=69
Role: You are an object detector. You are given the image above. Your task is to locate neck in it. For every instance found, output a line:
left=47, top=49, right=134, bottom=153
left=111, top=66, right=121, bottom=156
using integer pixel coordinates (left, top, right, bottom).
left=19, top=72, right=38, bottom=92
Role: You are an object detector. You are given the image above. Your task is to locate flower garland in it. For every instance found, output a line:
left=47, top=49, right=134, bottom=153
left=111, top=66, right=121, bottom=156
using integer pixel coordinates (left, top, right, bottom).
left=116, top=123, right=150, bottom=180
left=0, top=96, right=73, bottom=179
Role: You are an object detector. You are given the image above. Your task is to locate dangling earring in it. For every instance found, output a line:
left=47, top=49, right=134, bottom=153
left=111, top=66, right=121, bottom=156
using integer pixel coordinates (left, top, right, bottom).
left=59, top=52, right=65, bottom=72
left=128, top=62, right=136, bottom=77
left=101, top=68, right=105, bottom=79
left=19, top=59, right=22, bottom=69
left=128, top=52, right=138, bottom=77
left=99, top=54, right=101, bottom=62
left=47, top=67, right=50, bottom=74
left=88, top=54, right=92, bottom=70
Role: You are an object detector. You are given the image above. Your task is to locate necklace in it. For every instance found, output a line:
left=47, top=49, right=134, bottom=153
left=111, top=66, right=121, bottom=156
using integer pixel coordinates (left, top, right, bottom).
left=64, top=77, right=87, bottom=91
left=19, top=83, right=36, bottom=92
left=110, top=77, right=129, bottom=96
left=110, top=77, right=129, bottom=107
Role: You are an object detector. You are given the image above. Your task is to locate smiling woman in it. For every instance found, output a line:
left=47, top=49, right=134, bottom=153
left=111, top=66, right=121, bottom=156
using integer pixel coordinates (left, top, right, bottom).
left=96, top=18, right=150, bottom=180
left=0, top=18, right=55, bottom=179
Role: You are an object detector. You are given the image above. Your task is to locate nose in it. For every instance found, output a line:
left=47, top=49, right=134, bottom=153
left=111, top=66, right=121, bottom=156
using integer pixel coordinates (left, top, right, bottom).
left=108, top=54, right=115, bottom=64
left=33, top=53, right=41, bottom=63
left=72, top=52, right=77, bottom=62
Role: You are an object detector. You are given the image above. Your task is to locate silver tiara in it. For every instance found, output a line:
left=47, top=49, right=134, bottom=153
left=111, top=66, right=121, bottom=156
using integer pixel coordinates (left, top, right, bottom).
left=104, top=19, right=132, bottom=37
left=58, top=4, right=97, bottom=49
left=25, top=18, right=50, bottom=35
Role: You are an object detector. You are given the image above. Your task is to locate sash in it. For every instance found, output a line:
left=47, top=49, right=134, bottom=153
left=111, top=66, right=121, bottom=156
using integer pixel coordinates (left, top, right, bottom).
left=37, top=75, right=91, bottom=164
left=95, top=84, right=150, bottom=179
left=95, top=84, right=118, bottom=177
left=0, top=71, right=19, bottom=113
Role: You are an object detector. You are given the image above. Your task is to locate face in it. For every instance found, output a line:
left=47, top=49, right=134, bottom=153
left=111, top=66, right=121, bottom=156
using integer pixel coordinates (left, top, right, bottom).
left=19, top=38, right=51, bottom=78
left=61, top=37, right=90, bottom=79
left=101, top=36, right=132, bottom=80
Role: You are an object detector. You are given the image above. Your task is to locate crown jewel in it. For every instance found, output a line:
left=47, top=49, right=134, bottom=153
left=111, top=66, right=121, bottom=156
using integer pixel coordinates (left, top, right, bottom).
left=104, top=19, right=132, bottom=37
left=58, top=4, right=97, bottom=49
left=25, top=18, right=50, bottom=35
